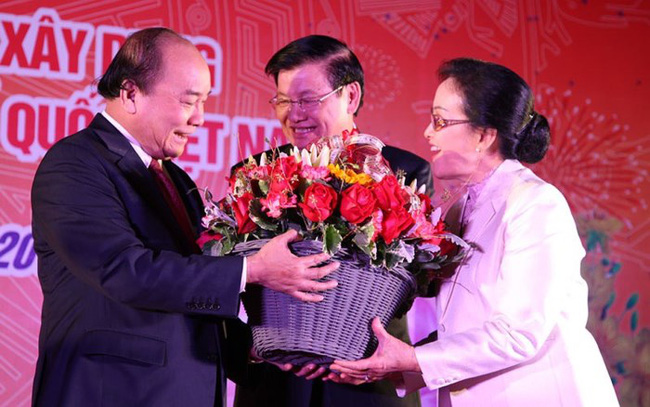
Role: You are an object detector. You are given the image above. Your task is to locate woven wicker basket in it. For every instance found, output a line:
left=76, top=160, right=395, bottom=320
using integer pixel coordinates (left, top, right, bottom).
left=232, top=238, right=417, bottom=367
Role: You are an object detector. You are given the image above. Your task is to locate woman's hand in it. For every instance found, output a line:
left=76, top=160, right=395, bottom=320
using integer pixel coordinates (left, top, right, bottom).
left=328, top=317, right=421, bottom=384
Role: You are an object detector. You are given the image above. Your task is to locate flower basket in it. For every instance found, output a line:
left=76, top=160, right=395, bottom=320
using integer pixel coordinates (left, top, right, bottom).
left=199, top=131, right=468, bottom=366
left=232, top=238, right=417, bottom=367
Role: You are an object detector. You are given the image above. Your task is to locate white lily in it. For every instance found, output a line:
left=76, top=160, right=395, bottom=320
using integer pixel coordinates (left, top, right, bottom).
left=293, top=144, right=331, bottom=167
left=406, top=178, right=428, bottom=195
left=314, top=145, right=330, bottom=167
left=291, top=146, right=302, bottom=163
left=259, top=152, right=268, bottom=166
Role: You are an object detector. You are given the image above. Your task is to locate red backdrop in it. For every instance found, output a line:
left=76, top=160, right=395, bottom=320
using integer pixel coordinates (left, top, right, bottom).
left=1, top=1, right=648, bottom=406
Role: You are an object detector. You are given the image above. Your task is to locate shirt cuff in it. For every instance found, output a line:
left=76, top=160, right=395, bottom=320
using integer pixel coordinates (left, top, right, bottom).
left=240, top=256, right=247, bottom=293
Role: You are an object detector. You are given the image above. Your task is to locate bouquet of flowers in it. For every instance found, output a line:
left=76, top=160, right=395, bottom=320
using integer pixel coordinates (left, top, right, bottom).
left=199, top=131, right=466, bottom=292
left=199, top=130, right=466, bottom=365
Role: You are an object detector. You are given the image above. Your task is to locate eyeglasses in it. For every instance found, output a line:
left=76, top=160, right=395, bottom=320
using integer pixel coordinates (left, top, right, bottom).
left=269, top=86, right=343, bottom=112
left=430, top=111, right=471, bottom=132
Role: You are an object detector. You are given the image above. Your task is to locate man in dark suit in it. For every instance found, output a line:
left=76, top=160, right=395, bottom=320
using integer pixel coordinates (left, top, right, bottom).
left=233, top=35, right=431, bottom=407
left=30, top=28, right=339, bottom=407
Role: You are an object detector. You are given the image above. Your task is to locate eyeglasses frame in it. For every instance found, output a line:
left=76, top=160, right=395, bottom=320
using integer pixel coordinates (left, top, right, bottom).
left=430, top=109, right=472, bottom=132
left=269, top=85, right=344, bottom=112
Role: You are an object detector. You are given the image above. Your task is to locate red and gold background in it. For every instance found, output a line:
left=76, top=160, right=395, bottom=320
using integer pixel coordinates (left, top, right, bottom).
left=0, top=1, right=648, bottom=406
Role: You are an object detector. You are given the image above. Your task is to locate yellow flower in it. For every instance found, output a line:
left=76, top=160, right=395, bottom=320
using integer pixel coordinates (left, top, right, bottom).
left=327, top=164, right=373, bottom=186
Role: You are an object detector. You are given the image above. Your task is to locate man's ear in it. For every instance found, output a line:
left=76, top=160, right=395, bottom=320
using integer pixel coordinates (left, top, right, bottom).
left=345, top=81, right=362, bottom=115
left=119, top=79, right=138, bottom=114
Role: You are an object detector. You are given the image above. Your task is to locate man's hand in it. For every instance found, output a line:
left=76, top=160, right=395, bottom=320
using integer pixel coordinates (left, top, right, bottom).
left=246, top=229, right=339, bottom=302
left=251, top=347, right=329, bottom=380
left=328, top=317, right=421, bottom=384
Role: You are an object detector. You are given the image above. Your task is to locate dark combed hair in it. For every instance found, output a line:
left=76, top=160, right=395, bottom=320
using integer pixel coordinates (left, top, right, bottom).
left=96, top=27, right=186, bottom=99
left=264, top=35, right=365, bottom=114
left=438, top=58, right=550, bottom=163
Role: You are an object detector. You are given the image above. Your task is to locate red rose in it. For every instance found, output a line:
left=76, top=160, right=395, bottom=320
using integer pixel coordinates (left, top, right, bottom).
left=373, top=175, right=407, bottom=211
left=340, top=183, right=377, bottom=224
left=233, top=192, right=257, bottom=234
left=424, top=220, right=456, bottom=256
left=425, top=236, right=456, bottom=257
left=298, top=183, right=338, bottom=222
left=196, top=230, right=223, bottom=248
left=269, top=156, right=301, bottom=193
left=380, top=207, right=414, bottom=243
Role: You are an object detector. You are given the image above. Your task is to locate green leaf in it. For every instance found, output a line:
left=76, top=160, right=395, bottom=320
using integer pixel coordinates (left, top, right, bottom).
left=625, top=293, right=639, bottom=310
left=249, top=199, right=278, bottom=231
left=323, top=224, right=343, bottom=255
left=216, top=229, right=236, bottom=255
left=353, top=231, right=376, bottom=259
left=390, top=240, right=415, bottom=263
left=441, top=232, right=469, bottom=249
left=631, top=310, right=639, bottom=331
left=385, top=252, right=404, bottom=269
left=258, top=180, right=269, bottom=195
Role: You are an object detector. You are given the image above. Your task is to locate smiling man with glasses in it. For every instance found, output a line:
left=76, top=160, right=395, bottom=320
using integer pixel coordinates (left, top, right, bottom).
left=232, top=35, right=430, bottom=407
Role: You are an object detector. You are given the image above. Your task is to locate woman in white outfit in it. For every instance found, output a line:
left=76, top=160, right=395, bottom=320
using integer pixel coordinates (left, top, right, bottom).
left=330, top=58, right=619, bottom=407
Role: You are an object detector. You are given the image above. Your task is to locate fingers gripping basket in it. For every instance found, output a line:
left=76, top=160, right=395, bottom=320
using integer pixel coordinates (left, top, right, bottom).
left=233, top=239, right=417, bottom=367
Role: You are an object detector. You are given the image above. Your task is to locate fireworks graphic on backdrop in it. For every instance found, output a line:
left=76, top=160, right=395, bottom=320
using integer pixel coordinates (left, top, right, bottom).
left=530, top=84, right=650, bottom=274
left=353, top=44, right=404, bottom=112
left=530, top=84, right=649, bottom=223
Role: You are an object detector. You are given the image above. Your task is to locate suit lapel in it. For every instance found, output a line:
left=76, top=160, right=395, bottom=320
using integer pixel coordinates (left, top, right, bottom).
left=89, top=115, right=195, bottom=250
left=462, top=200, right=496, bottom=243
left=462, top=160, right=522, bottom=243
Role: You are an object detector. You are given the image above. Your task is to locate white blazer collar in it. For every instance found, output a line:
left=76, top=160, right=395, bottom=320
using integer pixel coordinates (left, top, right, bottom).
left=461, top=160, right=525, bottom=242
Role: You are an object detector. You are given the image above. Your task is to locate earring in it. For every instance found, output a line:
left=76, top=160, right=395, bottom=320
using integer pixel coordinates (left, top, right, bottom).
left=475, top=147, right=481, bottom=153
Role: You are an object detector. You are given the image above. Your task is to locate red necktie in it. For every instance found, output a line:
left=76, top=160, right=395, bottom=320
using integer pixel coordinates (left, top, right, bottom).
left=149, top=159, right=200, bottom=253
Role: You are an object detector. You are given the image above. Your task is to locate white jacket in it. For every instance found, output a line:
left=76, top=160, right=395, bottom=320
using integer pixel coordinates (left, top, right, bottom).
left=407, top=160, right=618, bottom=406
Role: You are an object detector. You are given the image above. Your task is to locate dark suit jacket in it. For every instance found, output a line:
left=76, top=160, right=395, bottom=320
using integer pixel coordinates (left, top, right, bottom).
left=233, top=143, right=432, bottom=407
left=31, top=114, right=248, bottom=407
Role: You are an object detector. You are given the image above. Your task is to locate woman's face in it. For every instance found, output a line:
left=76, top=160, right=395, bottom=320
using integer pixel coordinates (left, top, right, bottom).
left=424, top=78, right=482, bottom=182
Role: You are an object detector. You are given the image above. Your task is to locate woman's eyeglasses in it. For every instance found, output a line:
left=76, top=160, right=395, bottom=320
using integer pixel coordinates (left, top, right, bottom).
left=430, top=111, right=471, bottom=132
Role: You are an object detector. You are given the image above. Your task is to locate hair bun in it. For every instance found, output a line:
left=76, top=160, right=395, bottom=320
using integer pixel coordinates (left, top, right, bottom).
left=514, top=112, right=550, bottom=163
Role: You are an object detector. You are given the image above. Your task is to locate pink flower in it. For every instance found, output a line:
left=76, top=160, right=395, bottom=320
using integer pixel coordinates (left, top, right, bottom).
left=300, top=165, right=330, bottom=181
left=260, top=191, right=298, bottom=218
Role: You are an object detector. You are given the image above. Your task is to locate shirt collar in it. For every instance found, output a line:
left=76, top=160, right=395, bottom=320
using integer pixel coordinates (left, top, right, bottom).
left=100, top=110, right=152, bottom=167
